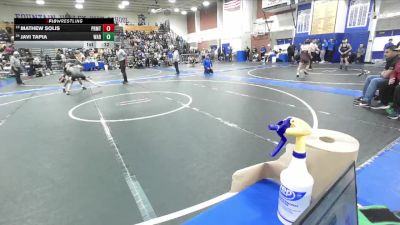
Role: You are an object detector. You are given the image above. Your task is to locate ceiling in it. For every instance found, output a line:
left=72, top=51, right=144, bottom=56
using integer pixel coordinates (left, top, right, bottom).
left=0, top=0, right=217, bottom=13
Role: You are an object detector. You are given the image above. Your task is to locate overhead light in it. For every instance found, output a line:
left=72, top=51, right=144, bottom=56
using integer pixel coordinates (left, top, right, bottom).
left=202, top=1, right=210, bottom=6
left=151, top=9, right=156, bottom=13
left=122, top=1, right=129, bottom=6
left=168, top=0, right=176, bottom=3
left=181, top=10, right=187, bottom=15
left=75, top=3, right=83, bottom=9
left=36, top=0, right=45, bottom=5
left=118, top=4, right=125, bottom=9
left=174, top=8, right=180, bottom=12
left=190, top=7, right=197, bottom=11
left=75, top=0, right=84, bottom=3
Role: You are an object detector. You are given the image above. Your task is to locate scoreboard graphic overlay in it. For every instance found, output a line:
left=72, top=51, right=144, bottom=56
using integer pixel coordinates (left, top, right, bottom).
left=14, top=18, right=115, bottom=48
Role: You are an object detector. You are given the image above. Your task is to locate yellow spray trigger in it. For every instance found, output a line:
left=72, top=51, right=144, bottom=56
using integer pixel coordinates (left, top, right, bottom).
left=285, top=117, right=312, bottom=154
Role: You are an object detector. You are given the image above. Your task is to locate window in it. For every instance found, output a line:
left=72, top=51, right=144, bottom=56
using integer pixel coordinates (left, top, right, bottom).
left=347, top=0, right=370, bottom=28
left=297, top=9, right=311, bottom=33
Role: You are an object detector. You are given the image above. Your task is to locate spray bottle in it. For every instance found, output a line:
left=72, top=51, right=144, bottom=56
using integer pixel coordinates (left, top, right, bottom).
left=268, top=117, right=313, bottom=225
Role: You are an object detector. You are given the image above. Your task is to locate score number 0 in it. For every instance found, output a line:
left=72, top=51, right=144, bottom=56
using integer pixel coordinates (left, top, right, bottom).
left=102, top=24, right=115, bottom=41
left=102, top=24, right=115, bottom=32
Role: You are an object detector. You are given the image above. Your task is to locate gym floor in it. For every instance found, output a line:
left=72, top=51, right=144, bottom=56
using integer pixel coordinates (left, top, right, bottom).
left=0, top=62, right=398, bottom=225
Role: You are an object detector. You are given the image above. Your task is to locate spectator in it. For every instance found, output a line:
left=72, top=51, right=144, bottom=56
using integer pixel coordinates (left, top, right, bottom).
left=265, top=48, right=274, bottom=63
left=356, top=44, right=366, bottom=63
left=260, top=45, right=267, bottom=61
left=44, top=54, right=53, bottom=73
left=74, top=50, right=85, bottom=64
left=145, top=56, right=150, bottom=67
left=320, top=39, right=328, bottom=63
left=56, top=50, right=62, bottom=65
left=152, top=53, right=160, bottom=67
left=61, top=51, right=67, bottom=67
left=246, top=46, right=251, bottom=62
left=382, top=49, right=400, bottom=119
left=384, top=38, right=394, bottom=51
left=32, top=56, right=44, bottom=77
left=287, top=43, right=296, bottom=64
left=374, top=56, right=400, bottom=111
left=385, top=84, right=400, bottom=119
left=218, top=47, right=222, bottom=61
left=4, top=44, right=13, bottom=60
left=252, top=48, right=259, bottom=62
left=326, top=39, right=335, bottom=63
left=276, top=49, right=283, bottom=62
left=167, top=49, right=173, bottom=66
left=356, top=44, right=367, bottom=76
left=228, top=46, right=233, bottom=62
left=201, top=48, right=206, bottom=60
left=188, top=55, right=196, bottom=67
left=122, top=30, right=189, bottom=68
left=4, top=44, right=13, bottom=55
left=355, top=46, right=399, bottom=107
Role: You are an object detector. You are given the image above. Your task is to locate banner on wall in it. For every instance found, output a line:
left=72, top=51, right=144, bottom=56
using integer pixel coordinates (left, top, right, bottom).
left=223, top=0, right=241, bottom=11
left=223, top=0, right=242, bottom=38
left=123, top=25, right=158, bottom=33
left=262, top=0, right=290, bottom=9
left=296, top=9, right=311, bottom=34
left=347, top=0, right=370, bottom=28
left=311, top=0, right=338, bottom=35
left=14, top=13, right=128, bottom=24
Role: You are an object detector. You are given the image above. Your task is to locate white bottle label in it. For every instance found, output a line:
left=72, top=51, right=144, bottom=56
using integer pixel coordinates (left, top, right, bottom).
left=277, top=184, right=311, bottom=224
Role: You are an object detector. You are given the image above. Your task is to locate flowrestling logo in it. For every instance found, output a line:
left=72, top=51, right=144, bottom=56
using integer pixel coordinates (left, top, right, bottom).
left=280, top=185, right=306, bottom=201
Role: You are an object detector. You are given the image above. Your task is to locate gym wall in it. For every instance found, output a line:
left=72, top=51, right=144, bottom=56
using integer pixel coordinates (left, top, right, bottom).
left=370, top=0, right=400, bottom=59
left=188, top=0, right=258, bottom=51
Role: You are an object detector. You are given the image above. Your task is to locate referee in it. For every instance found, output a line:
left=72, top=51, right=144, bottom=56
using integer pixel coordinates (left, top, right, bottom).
left=116, top=45, right=128, bottom=84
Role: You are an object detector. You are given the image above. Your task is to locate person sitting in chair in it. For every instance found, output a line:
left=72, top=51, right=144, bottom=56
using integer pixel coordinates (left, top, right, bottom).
left=252, top=48, right=259, bottom=62
left=260, top=45, right=267, bottom=62
left=188, top=55, right=196, bottom=67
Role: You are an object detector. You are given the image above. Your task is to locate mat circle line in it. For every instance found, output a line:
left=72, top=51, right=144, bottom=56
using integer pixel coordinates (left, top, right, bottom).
left=68, top=91, right=192, bottom=123
left=247, top=68, right=364, bottom=85
left=307, top=67, right=370, bottom=76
